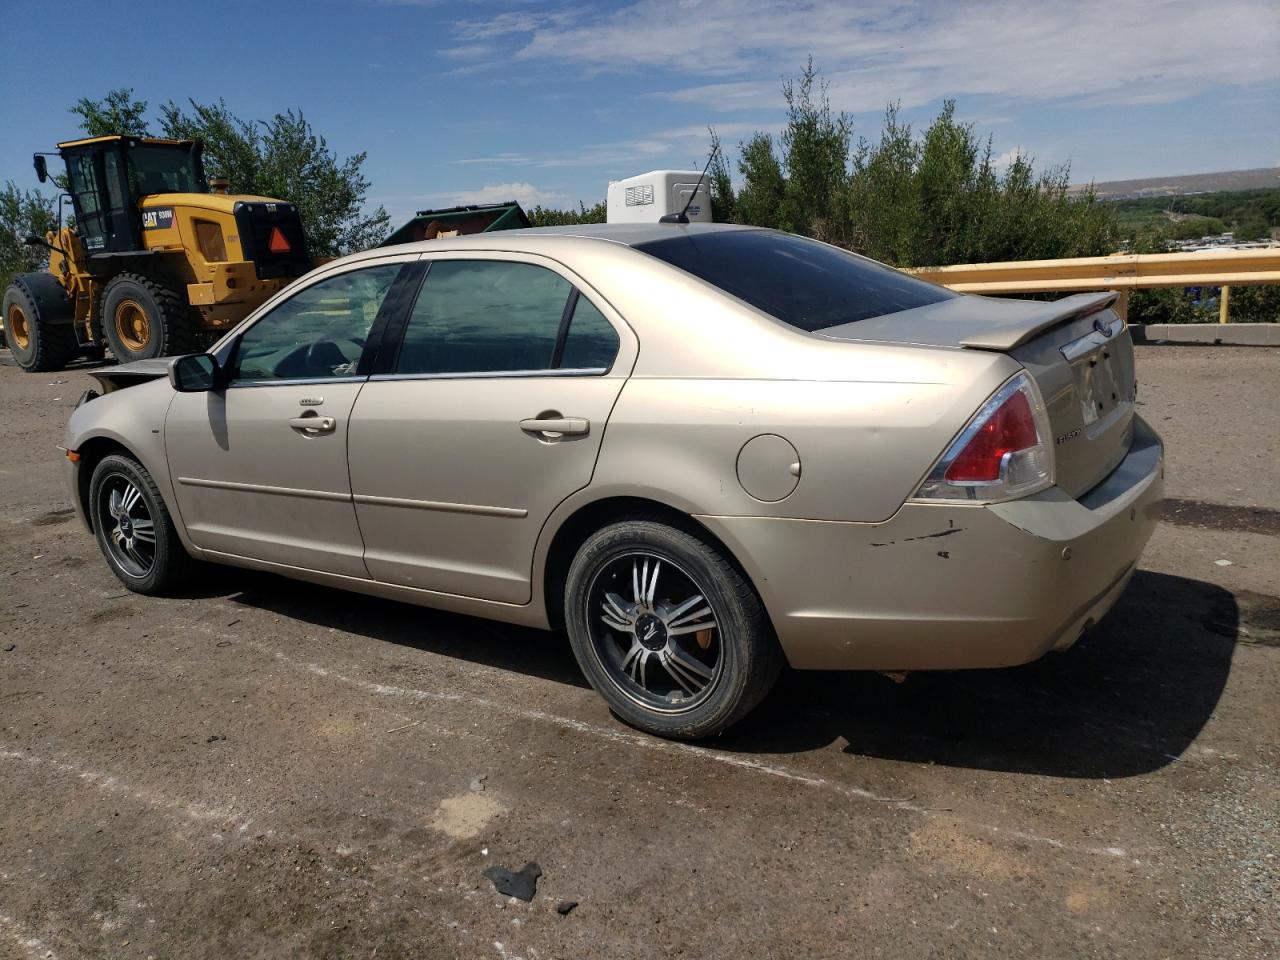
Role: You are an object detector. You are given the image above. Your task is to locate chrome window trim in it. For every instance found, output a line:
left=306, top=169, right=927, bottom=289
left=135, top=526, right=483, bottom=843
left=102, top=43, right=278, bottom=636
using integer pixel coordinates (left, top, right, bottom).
left=226, top=375, right=369, bottom=389
left=368, top=367, right=609, bottom=383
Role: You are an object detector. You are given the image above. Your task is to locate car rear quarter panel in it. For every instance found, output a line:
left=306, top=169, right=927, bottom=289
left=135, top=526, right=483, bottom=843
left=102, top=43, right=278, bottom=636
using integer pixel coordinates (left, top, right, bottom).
left=561, top=242, right=1019, bottom=523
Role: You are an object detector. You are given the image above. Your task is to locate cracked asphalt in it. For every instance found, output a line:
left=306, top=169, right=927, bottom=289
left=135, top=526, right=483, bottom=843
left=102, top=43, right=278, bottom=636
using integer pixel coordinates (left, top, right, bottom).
left=1, top=345, right=1277, bottom=959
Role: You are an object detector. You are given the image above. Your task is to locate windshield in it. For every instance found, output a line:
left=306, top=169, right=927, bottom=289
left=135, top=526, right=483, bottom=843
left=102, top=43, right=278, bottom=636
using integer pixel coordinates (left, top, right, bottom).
left=126, top=144, right=205, bottom=196
left=635, top=230, right=955, bottom=332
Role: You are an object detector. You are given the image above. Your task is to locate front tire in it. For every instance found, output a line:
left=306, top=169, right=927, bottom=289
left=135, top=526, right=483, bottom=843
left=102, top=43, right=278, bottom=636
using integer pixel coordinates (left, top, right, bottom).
left=89, top=454, right=193, bottom=595
left=102, top=273, right=198, bottom=363
left=565, top=518, right=782, bottom=739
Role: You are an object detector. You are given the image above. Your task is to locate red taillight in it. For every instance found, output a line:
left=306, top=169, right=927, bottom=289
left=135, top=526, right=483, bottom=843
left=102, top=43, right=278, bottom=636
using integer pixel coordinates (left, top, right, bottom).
left=944, top=389, right=1038, bottom=482
left=268, top=226, right=291, bottom=254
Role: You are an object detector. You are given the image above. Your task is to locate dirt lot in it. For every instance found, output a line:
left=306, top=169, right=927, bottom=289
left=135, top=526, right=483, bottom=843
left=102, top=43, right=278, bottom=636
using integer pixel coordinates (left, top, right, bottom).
left=1, top=346, right=1277, bottom=959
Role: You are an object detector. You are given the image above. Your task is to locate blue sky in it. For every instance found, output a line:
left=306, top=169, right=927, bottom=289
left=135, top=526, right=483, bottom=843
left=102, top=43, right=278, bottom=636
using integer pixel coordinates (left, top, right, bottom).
left=2, top=0, right=1277, bottom=228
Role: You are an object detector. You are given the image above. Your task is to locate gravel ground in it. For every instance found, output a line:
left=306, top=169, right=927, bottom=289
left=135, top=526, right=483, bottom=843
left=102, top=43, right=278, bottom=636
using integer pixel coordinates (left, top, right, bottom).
left=0, top=345, right=1277, bottom=960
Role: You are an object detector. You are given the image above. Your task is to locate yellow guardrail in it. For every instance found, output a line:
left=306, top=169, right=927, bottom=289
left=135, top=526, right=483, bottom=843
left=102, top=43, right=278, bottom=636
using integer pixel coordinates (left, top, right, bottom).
left=912, top=248, right=1280, bottom=324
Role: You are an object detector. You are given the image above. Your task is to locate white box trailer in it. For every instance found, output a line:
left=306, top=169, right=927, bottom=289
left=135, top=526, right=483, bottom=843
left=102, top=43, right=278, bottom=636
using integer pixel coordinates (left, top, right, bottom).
left=606, top=170, right=713, bottom=224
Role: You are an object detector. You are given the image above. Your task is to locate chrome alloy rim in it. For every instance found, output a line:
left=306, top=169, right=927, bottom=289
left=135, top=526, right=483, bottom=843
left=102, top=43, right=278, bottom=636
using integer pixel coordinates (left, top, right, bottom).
left=100, top=476, right=156, bottom=577
left=586, top=552, right=722, bottom=713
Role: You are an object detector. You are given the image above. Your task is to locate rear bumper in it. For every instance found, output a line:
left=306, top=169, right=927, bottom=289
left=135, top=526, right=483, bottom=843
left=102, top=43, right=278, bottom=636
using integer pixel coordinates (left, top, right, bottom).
left=697, top=416, right=1164, bottom=670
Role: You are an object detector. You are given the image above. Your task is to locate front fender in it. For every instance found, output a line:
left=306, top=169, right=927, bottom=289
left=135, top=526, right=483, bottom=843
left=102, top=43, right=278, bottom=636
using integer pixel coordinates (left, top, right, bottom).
left=66, top=379, right=199, bottom=555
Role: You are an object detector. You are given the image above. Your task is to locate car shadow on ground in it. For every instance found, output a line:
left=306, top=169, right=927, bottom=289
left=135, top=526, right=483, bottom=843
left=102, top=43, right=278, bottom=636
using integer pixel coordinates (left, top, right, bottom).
left=208, top=567, right=1236, bottom=780
left=213, top=568, right=591, bottom=691
left=720, top=570, right=1238, bottom=779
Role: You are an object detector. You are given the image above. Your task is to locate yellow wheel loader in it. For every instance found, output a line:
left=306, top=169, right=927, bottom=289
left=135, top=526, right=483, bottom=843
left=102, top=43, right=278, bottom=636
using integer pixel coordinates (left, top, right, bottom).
left=2, top=136, right=312, bottom=371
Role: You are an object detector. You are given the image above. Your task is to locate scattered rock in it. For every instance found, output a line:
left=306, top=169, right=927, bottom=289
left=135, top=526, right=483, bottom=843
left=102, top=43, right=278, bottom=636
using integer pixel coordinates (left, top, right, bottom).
left=470, top=775, right=487, bottom=792
left=3, top=644, right=15, bottom=652
left=556, top=900, right=578, bottom=916
left=206, top=734, right=226, bottom=743
left=483, top=862, right=541, bottom=902
left=1214, top=559, right=1233, bottom=567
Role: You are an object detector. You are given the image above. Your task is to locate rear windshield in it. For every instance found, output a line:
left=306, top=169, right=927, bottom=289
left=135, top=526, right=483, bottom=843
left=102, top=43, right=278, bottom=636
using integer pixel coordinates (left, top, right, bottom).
left=635, top=230, right=955, bottom=332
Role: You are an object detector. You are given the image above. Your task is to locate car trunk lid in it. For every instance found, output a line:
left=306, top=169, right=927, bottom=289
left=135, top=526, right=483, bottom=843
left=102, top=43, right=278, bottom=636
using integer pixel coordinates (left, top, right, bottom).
left=820, top=291, right=1136, bottom=498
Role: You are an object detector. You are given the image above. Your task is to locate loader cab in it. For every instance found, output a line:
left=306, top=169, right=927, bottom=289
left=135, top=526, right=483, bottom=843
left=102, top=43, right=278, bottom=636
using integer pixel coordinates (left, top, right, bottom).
left=51, top=136, right=207, bottom=255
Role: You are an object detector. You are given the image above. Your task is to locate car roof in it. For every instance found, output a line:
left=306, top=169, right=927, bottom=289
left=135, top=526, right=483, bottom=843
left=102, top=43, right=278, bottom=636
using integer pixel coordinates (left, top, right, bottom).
left=324, top=222, right=776, bottom=276
left=357, top=221, right=760, bottom=258
left=495, top=221, right=759, bottom=246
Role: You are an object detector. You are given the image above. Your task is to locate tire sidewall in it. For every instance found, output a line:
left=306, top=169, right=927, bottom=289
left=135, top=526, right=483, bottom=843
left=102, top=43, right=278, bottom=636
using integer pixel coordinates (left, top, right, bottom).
left=103, top=277, right=165, bottom=362
left=4, top=285, right=45, bottom=370
left=565, top=520, right=762, bottom=739
left=89, top=454, right=176, bottom=593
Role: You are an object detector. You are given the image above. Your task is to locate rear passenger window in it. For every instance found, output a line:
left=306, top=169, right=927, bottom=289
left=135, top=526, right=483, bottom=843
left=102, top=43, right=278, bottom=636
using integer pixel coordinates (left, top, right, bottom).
left=560, top=296, right=620, bottom=370
left=397, top=261, right=571, bottom=375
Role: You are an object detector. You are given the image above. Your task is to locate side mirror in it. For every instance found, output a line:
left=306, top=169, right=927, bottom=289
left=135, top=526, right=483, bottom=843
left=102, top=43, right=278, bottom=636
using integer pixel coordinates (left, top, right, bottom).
left=168, top=354, right=222, bottom=393
left=33, top=155, right=48, bottom=183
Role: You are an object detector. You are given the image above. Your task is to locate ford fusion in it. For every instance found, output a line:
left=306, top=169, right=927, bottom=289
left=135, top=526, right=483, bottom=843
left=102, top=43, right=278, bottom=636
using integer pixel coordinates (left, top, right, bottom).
left=64, top=224, right=1163, bottom=738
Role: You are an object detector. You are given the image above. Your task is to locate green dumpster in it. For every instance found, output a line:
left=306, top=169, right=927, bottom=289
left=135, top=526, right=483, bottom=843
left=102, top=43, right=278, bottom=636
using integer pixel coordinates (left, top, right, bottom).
left=381, top=202, right=531, bottom=247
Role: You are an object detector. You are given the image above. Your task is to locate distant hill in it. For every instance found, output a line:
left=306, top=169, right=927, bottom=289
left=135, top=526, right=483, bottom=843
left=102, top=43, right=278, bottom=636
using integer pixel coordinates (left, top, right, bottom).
left=1071, top=168, right=1280, bottom=200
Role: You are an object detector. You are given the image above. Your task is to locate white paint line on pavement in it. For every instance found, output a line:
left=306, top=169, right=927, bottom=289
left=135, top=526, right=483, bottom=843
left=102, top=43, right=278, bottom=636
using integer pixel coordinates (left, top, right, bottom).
left=0, top=748, right=240, bottom=825
left=258, top=645, right=1130, bottom=862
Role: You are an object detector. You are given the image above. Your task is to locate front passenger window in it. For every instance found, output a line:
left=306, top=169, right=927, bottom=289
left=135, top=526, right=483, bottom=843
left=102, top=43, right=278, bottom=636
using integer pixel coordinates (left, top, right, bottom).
left=232, top=263, right=403, bottom=382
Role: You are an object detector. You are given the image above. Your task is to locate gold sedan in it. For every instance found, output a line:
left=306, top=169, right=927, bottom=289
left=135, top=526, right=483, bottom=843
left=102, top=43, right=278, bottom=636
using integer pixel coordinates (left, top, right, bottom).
left=63, top=224, right=1162, bottom=738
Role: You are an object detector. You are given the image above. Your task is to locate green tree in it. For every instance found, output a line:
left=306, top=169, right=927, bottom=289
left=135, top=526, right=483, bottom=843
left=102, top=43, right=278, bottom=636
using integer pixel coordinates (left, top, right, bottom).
left=1, top=182, right=56, bottom=290
left=1232, top=285, right=1280, bottom=322
left=714, top=63, right=1117, bottom=267
left=66, top=90, right=389, bottom=256
left=778, top=58, right=852, bottom=243
left=1233, top=218, right=1270, bottom=242
left=69, top=88, right=150, bottom=137
left=735, top=133, right=786, bottom=229
left=526, top=201, right=606, bottom=227
left=845, top=102, right=924, bottom=263
left=158, top=100, right=389, bottom=255
left=706, top=128, right=735, bottom=223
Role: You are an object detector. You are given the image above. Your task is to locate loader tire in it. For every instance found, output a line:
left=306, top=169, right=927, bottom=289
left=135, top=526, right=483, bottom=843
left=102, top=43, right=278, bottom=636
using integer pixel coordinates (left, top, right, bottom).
left=3, top=280, right=78, bottom=372
left=102, top=273, right=199, bottom=363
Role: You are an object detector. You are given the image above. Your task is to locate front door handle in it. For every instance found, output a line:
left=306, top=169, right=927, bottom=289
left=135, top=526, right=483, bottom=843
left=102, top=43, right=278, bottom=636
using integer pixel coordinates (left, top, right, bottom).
left=288, top=414, right=336, bottom=435
left=519, top=416, right=590, bottom=440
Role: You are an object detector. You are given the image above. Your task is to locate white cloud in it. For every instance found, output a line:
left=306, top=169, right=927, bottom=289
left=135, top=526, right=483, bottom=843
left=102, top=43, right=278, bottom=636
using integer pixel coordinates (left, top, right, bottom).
left=450, top=0, right=1280, bottom=113
left=992, top=146, right=1025, bottom=173
left=450, top=122, right=771, bottom=173
left=456, top=181, right=561, bottom=206
left=448, top=182, right=567, bottom=208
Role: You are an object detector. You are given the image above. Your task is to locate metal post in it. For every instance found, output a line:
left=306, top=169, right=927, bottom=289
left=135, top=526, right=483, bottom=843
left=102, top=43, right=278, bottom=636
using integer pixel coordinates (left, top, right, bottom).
left=1114, top=289, right=1129, bottom=324
left=1219, top=285, right=1231, bottom=324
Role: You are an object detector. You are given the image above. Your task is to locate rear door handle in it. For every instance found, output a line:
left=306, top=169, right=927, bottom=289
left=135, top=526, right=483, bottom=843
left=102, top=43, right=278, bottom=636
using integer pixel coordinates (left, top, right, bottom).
left=519, top=416, right=590, bottom=440
left=288, top=414, right=336, bottom=435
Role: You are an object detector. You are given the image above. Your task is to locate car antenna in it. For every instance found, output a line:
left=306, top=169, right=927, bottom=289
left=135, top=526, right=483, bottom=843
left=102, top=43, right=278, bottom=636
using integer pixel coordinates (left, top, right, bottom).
left=659, top=143, right=719, bottom=224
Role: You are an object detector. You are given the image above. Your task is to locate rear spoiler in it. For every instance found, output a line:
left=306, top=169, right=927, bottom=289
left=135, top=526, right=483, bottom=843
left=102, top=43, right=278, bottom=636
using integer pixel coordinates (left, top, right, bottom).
left=959, top=291, right=1119, bottom=351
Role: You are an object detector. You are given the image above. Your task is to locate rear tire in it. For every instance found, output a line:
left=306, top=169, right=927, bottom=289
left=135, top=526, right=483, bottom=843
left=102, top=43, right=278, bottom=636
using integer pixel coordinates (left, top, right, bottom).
left=565, top=518, right=782, bottom=739
left=3, top=281, right=78, bottom=372
left=102, top=273, right=199, bottom=363
left=89, top=453, right=194, bottom=595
